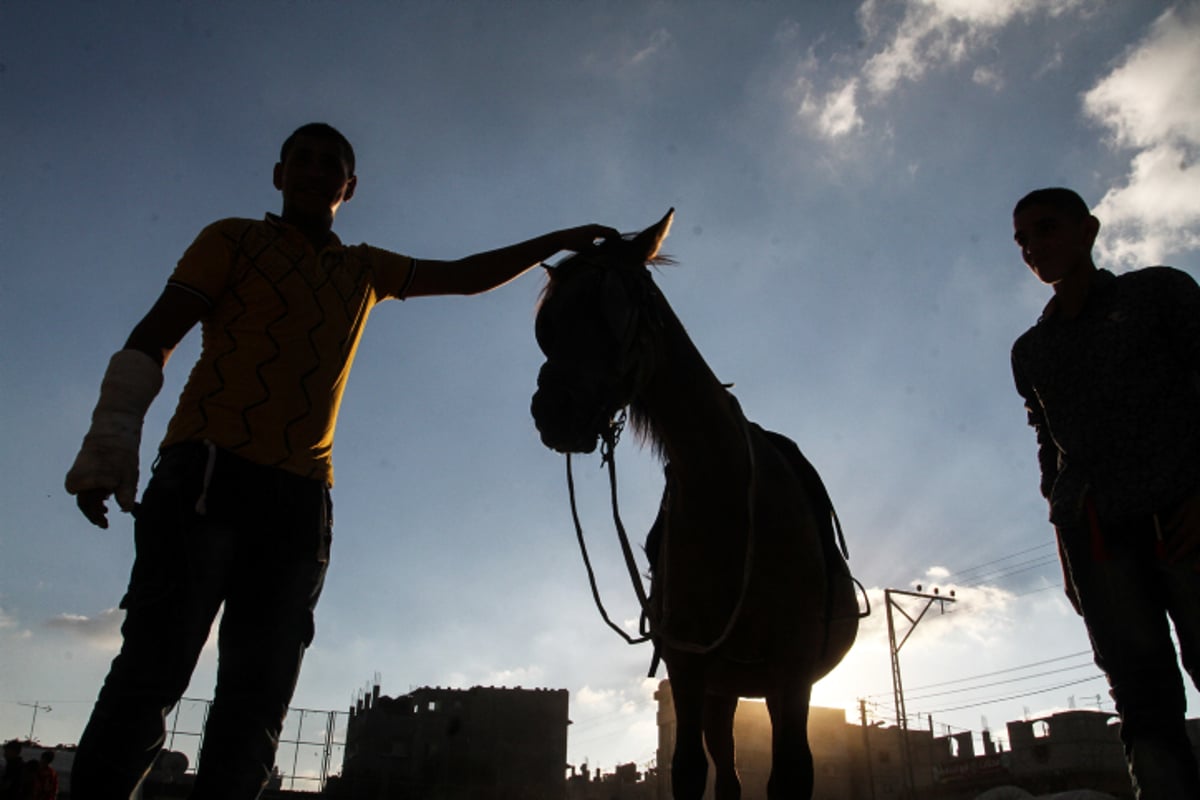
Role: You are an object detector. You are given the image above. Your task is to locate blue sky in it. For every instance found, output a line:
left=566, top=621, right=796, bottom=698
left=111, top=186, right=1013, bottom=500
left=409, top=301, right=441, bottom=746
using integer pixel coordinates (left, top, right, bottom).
left=3, top=0, right=1199, bottom=780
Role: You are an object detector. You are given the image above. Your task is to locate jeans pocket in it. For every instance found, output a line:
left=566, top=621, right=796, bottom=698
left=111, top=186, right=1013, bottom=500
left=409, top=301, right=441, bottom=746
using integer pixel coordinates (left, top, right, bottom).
left=121, top=448, right=207, bottom=612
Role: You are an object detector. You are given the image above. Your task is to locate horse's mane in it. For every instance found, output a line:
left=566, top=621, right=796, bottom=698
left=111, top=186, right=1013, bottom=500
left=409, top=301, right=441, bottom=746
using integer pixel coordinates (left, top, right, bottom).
left=625, top=261, right=676, bottom=464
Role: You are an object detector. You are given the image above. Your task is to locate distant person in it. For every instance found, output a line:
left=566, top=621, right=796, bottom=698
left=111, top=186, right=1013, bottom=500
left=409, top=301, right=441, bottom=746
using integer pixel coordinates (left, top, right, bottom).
left=64, top=122, right=618, bottom=799
left=1010, top=187, right=1200, bottom=798
left=30, top=753, right=57, bottom=800
left=1, top=740, right=25, bottom=800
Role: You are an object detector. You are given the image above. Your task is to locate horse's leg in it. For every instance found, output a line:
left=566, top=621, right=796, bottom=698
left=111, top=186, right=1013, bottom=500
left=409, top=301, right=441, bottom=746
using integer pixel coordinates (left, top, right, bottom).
left=765, top=679, right=814, bottom=799
left=668, top=667, right=709, bottom=799
left=703, top=693, right=741, bottom=800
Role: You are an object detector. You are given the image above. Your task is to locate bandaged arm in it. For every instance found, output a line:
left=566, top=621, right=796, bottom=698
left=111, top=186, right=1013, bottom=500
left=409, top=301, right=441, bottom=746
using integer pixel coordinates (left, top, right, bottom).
left=65, top=349, right=164, bottom=514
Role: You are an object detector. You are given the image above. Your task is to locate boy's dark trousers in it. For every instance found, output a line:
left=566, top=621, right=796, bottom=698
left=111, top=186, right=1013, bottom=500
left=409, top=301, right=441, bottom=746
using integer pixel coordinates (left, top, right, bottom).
left=1059, top=497, right=1200, bottom=800
left=70, top=443, right=332, bottom=800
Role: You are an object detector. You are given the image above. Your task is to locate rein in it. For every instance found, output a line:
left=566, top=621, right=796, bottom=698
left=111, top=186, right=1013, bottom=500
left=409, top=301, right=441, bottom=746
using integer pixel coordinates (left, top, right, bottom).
left=565, top=399, right=762, bottom=659
left=566, top=411, right=651, bottom=645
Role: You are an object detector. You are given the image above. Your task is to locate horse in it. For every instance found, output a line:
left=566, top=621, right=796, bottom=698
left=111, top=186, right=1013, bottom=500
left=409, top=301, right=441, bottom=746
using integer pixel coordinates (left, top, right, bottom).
left=531, top=209, right=861, bottom=799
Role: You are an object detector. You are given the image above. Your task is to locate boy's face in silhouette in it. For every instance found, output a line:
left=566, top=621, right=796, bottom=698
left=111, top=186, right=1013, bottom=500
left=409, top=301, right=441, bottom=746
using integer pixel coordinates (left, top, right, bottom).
left=1013, top=203, right=1099, bottom=287
left=273, top=133, right=357, bottom=223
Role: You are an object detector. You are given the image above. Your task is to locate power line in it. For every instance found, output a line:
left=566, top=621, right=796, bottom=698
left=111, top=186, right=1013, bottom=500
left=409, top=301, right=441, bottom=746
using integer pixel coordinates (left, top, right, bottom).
left=941, top=542, right=1055, bottom=580
left=921, top=675, right=1107, bottom=716
left=940, top=544, right=1056, bottom=582
left=906, top=661, right=1097, bottom=702
left=863, top=650, right=1093, bottom=698
left=955, top=556, right=1062, bottom=588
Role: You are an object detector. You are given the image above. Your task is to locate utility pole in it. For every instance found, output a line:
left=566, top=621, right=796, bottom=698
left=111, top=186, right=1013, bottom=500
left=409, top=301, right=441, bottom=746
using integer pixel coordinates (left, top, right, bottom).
left=885, top=586, right=956, bottom=800
left=17, top=701, right=51, bottom=742
left=859, top=699, right=878, bottom=800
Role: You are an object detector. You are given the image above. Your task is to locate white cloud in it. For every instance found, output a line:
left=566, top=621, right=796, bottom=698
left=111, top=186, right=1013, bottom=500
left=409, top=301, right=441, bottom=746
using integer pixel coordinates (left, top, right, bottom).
left=486, top=664, right=545, bottom=687
left=858, top=0, right=1084, bottom=96
left=43, top=608, right=124, bottom=650
left=584, top=27, right=674, bottom=75
left=1091, top=145, right=1200, bottom=267
left=1083, top=9, right=1200, bottom=150
left=971, top=65, right=1004, bottom=91
left=1083, top=6, right=1200, bottom=268
left=794, top=76, right=865, bottom=139
left=629, top=28, right=672, bottom=67
left=793, top=0, right=1083, bottom=141
left=576, top=684, right=622, bottom=711
left=820, top=80, right=866, bottom=138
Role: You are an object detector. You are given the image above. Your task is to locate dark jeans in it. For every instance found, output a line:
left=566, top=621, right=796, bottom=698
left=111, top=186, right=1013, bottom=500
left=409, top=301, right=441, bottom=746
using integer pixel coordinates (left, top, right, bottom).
left=1059, top=499, right=1200, bottom=799
left=71, top=443, right=332, bottom=800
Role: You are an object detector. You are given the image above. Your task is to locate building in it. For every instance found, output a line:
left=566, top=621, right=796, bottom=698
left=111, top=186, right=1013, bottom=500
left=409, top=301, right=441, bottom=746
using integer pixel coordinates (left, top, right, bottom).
left=650, top=680, right=1200, bottom=799
left=333, top=684, right=569, bottom=799
left=566, top=761, right=657, bottom=800
left=996, top=711, right=1129, bottom=798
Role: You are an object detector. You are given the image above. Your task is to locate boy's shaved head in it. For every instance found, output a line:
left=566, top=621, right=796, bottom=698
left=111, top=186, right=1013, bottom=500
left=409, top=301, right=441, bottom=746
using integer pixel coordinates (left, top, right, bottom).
left=281, top=123, right=355, bottom=175
left=1014, top=187, right=1091, bottom=219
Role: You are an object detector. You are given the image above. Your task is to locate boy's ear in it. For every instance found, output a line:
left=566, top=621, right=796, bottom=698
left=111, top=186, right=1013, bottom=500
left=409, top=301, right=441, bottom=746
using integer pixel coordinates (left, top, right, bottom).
left=272, top=162, right=284, bottom=191
left=343, top=175, right=358, bottom=203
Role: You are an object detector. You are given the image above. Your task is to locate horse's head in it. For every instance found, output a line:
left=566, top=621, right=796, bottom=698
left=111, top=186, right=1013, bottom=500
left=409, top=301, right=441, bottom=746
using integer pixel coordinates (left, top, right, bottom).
left=531, top=208, right=675, bottom=454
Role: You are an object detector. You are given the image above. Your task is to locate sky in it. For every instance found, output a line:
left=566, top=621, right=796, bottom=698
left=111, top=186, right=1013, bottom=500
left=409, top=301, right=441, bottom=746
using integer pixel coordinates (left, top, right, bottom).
left=2, top=0, right=1199, bottom=783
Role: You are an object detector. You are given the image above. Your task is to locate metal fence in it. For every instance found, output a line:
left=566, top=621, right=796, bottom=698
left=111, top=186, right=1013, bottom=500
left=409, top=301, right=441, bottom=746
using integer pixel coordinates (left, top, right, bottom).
left=166, top=697, right=348, bottom=792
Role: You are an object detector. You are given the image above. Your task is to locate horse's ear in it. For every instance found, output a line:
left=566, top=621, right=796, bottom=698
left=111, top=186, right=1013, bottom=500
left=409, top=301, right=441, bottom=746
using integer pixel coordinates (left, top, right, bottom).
left=630, top=207, right=674, bottom=263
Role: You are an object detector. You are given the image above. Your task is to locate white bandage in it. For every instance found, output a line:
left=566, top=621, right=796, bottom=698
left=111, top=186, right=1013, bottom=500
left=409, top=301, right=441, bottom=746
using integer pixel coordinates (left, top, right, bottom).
left=65, top=349, right=164, bottom=512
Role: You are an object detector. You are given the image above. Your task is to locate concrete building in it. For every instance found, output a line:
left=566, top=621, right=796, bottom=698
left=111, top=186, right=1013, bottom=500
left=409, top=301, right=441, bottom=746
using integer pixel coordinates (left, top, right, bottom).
left=333, top=684, right=569, bottom=799
left=649, top=679, right=1200, bottom=799
left=566, top=761, right=657, bottom=800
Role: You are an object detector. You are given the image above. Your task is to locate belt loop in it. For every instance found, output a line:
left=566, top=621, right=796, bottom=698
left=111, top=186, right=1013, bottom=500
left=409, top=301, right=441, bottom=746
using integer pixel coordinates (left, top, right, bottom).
left=194, top=440, right=218, bottom=515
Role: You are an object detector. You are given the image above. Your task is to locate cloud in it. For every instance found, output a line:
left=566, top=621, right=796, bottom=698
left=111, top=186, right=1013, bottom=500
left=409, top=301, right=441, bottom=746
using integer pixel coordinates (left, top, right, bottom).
left=1083, top=6, right=1200, bottom=267
left=629, top=28, right=672, bottom=67
left=485, top=664, right=545, bottom=687
left=792, top=0, right=1083, bottom=141
left=583, top=27, right=674, bottom=75
left=576, top=684, right=623, bottom=711
left=800, top=78, right=865, bottom=139
left=971, top=65, right=1004, bottom=91
left=43, top=608, right=124, bottom=650
left=857, top=0, right=1075, bottom=96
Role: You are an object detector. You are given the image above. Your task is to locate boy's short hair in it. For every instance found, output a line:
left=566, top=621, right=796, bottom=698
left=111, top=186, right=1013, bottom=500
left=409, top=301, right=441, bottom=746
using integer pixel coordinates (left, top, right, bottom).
left=1014, top=187, right=1091, bottom=219
left=280, top=123, right=356, bottom=176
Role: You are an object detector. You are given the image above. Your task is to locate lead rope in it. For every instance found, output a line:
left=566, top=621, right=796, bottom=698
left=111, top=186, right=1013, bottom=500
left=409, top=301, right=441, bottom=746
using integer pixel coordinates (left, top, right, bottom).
left=566, top=411, right=651, bottom=645
left=565, top=402, right=761, bottom=660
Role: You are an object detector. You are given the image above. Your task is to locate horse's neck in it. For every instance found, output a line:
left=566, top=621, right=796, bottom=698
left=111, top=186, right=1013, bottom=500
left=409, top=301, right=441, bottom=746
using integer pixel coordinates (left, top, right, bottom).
left=638, top=298, right=749, bottom=475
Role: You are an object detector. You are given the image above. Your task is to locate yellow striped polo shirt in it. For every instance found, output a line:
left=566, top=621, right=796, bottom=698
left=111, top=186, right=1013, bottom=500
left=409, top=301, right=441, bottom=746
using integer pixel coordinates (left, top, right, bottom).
left=160, top=215, right=414, bottom=485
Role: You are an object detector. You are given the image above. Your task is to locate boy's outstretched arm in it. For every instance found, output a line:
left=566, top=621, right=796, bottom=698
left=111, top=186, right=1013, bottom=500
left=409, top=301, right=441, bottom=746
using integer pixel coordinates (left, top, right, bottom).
left=405, top=224, right=619, bottom=297
left=66, top=286, right=209, bottom=528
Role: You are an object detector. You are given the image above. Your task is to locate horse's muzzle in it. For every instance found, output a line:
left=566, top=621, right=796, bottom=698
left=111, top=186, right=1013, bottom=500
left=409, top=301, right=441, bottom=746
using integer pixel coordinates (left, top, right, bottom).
left=531, top=363, right=604, bottom=454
